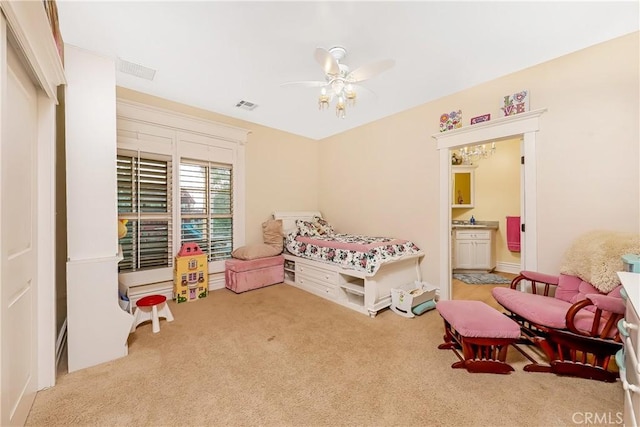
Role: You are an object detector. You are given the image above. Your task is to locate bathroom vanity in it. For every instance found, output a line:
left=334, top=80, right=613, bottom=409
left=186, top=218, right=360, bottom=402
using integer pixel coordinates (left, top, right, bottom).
left=452, top=221, right=498, bottom=272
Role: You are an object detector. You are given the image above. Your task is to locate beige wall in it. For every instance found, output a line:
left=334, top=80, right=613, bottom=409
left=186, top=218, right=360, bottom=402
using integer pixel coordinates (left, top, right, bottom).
left=115, top=32, right=638, bottom=286
left=116, top=87, right=319, bottom=245
left=319, top=32, right=639, bottom=285
left=452, top=138, right=521, bottom=267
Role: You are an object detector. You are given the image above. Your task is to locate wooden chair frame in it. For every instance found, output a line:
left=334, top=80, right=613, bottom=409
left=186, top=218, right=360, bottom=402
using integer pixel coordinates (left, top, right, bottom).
left=497, top=273, right=624, bottom=382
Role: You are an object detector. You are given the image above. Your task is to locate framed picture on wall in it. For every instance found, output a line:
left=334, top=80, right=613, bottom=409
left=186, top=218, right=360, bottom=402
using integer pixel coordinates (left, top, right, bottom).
left=439, top=110, right=462, bottom=132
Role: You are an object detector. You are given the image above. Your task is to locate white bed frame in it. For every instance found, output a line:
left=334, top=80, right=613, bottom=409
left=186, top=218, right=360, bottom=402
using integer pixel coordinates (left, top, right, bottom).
left=273, top=211, right=425, bottom=317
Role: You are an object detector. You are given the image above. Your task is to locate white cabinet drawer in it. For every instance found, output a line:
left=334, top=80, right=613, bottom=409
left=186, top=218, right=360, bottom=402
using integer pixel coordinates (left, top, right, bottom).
left=624, top=300, right=640, bottom=356
left=618, top=347, right=640, bottom=426
left=296, top=263, right=338, bottom=284
left=624, top=390, right=638, bottom=427
left=296, top=274, right=337, bottom=299
left=624, top=342, right=640, bottom=394
left=455, top=230, right=491, bottom=240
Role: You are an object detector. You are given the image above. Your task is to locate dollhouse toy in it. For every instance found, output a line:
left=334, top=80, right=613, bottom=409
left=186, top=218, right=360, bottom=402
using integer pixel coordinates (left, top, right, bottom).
left=174, top=243, right=208, bottom=303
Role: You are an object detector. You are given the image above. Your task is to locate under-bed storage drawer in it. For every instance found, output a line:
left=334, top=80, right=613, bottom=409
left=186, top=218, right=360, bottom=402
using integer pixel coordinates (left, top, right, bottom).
left=296, top=274, right=337, bottom=299
left=296, top=263, right=338, bottom=284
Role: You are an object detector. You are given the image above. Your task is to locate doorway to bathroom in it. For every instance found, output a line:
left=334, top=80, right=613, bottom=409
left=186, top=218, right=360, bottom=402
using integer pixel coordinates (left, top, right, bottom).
left=433, top=108, right=547, bottom=302
left=450, top=137, right=522, bottom=308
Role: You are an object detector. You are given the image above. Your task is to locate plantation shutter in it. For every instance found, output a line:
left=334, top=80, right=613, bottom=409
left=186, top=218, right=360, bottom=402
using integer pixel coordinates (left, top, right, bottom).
left=180, top=160, right=233, bottom=262
left=117, top=151, right=173, bottom=272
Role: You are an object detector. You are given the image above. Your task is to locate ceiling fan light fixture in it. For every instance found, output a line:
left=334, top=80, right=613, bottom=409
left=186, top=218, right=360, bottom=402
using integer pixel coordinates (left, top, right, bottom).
left=331, top=79, right=345, bottom=95
left=318, top=93, right=330, bottom=110
left=318, top=86, right=329, bottom=110
left=284, top=46, right=394, bottom=120
left=328, top=46, right=347, bottom=62
left=336, top=96, right=346, bottom=119
left=345, top=84, right=357, bottom=107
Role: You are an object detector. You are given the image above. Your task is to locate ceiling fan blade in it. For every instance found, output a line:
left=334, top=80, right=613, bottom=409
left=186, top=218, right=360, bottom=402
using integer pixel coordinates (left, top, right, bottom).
left=314, top=48, right=339, bottom=76
left=280, top=80, right=327, bottom=88
left=347, top=59, right=395, bottom=83
left=352, top=83, right=378, bottom=99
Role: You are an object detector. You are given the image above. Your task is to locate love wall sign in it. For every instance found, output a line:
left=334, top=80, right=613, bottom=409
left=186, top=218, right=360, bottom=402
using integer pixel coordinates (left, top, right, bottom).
left=500, top=90, right=529, bottom=117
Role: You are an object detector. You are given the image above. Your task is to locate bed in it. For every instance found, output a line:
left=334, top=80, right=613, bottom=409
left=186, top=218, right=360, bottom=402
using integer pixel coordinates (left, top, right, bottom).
left=273, top=211, right=425, bottom=317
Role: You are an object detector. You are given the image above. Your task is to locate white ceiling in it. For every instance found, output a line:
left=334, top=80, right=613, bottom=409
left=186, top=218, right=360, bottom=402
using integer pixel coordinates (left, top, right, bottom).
left=56, top=1, right=638, bottom=140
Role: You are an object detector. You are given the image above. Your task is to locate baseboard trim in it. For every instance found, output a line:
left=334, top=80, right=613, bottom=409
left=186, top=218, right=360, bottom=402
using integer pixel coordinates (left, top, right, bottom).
left=208, top=272, right=225, bottom=290
left=55, top=318, right=67, bottom=370
left=495, top=262, right=521, bottom=275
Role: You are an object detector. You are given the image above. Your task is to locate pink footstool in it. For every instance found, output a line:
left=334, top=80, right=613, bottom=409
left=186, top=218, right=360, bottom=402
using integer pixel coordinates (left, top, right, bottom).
left=436, top=300, right=521, bottom=374
left=225, top=255, right=284, bottom=293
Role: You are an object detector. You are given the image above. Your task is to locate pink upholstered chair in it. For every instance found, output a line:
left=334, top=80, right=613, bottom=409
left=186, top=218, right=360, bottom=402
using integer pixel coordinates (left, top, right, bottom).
left=492, top=271, right=626, bottom=382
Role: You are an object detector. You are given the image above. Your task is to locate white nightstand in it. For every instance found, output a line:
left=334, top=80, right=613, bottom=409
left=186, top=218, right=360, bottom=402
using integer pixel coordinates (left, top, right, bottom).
left=617, top=271, right=640, bottom=427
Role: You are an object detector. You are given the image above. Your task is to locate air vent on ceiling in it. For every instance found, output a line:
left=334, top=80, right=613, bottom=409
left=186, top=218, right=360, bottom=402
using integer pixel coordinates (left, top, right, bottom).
left=117, top=58, right=156, bottom=81
left=235, top=100, right=258, bottom=111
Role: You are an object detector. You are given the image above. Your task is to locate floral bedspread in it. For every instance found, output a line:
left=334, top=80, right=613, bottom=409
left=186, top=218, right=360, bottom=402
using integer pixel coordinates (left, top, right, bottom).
left=285, top=232, right=422, bottom=275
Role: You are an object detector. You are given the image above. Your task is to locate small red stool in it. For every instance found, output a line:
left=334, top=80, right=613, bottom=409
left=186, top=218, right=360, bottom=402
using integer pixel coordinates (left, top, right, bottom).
left=130, top=294, right=174, bottom=333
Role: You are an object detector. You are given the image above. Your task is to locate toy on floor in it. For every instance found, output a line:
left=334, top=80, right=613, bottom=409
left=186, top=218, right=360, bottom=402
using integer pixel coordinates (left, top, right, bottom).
left=390, top=281, right=437, bottom=318
left=174, top=242, right=208, bottom=303
left=130, top=294, right=174, bottom=334
left=412, top=299, right=437, bottom=315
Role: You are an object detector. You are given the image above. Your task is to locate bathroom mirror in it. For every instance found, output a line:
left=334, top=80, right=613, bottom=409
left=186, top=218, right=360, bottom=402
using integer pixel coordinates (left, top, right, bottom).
left=452, top=166, right=477, bottom=208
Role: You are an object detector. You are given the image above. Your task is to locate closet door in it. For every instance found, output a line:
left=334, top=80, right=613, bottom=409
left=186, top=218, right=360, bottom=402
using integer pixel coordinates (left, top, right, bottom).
left=1, top=23, right=39, bottom=426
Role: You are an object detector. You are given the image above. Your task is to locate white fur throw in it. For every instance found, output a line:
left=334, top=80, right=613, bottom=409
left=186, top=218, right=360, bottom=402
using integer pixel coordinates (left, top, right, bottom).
left=560, top=230, right=640, bottom=293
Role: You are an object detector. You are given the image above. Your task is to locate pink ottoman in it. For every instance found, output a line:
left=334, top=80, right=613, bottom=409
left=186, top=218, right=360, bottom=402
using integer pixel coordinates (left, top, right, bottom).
left=225, top=255, right=284, bottom=293
left=436, top=300, right=521, bottom=374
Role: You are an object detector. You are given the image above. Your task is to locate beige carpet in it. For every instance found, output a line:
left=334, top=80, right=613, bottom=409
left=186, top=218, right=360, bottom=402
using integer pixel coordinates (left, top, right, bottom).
left=27, top=284, right=623, bottom=427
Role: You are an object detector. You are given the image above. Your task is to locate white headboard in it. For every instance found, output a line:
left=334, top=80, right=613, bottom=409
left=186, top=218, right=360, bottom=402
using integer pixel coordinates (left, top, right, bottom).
left=272, top=211, right=322, bottom=235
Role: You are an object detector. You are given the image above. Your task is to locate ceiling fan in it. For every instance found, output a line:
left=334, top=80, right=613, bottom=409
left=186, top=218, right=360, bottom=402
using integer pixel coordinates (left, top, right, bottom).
left=282, top=46, right=395, bottom=118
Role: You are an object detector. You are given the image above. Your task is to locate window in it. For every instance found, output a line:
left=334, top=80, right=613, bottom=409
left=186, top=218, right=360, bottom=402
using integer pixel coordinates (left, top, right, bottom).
left=117, top=152, right=173, bottom=273
left=115, top=100, right=248, bottom=288
left=180, top=161, right=233, bottom=262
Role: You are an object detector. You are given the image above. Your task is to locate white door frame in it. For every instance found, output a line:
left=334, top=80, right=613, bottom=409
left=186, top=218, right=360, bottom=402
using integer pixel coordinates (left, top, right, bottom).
left=0, top=1, right=65, bottom=394
left=432, top=108, right=546, bottom=300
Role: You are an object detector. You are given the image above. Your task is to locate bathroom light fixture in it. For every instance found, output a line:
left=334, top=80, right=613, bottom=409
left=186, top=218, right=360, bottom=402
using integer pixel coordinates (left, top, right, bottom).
left=458, top=142, right=496, bottom=165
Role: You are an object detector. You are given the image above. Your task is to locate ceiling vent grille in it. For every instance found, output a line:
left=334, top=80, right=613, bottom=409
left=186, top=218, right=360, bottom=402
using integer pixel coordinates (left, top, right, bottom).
left=235, top=100, right=258, bottom=111
left=117, top=58, right=156, bottom=81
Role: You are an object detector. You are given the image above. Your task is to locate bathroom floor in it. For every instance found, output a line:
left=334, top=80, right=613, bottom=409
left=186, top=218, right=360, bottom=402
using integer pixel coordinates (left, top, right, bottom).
left=451, top=271, right=516, bottom=310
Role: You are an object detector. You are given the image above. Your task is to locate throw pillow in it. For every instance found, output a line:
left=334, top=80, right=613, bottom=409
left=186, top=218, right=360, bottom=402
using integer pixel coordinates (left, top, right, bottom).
left=262, top=219, right=283, bottom=251
left=296, top=219, right=320, bottom=237
left=232, top=244, right=281, bottom=260
left=313, top=216, right=335, bottom=236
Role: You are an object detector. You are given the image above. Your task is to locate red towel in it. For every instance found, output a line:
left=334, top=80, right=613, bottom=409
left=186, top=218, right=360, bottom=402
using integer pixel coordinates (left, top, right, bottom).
left=506, top=216, right=521, bottom=252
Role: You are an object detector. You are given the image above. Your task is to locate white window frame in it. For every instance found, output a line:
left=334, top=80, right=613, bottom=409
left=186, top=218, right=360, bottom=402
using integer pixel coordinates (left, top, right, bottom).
left=116, top=99, right=249, bottom=288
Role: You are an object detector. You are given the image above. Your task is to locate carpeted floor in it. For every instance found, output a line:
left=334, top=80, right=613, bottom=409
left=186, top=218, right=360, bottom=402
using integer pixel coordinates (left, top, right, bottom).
left=453, top=272, right=512, bottom=284
left=26, top=284, right=623, bottom=427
